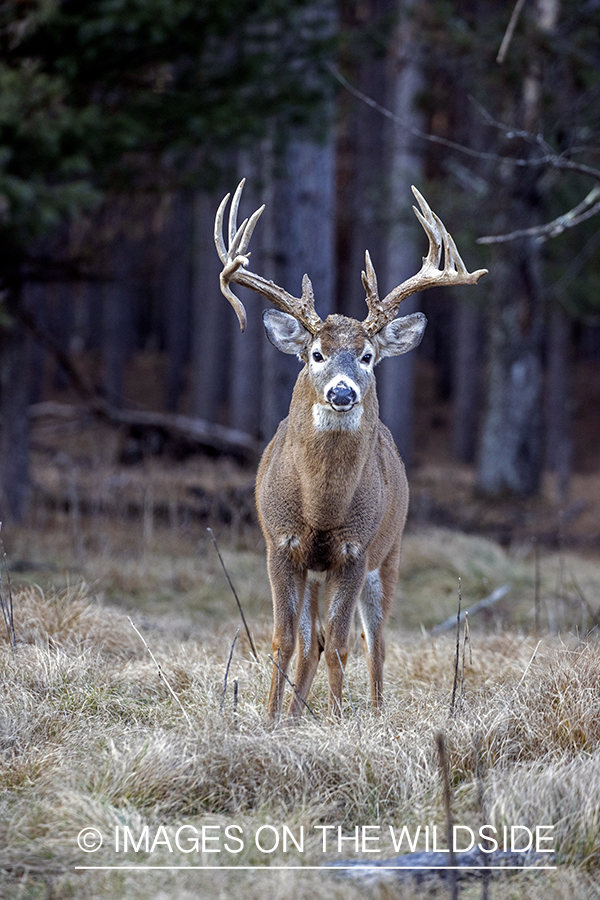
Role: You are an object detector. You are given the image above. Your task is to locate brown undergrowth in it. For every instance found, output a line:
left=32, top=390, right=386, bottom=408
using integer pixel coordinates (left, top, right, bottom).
left=1, top=563, right=600, bottom=899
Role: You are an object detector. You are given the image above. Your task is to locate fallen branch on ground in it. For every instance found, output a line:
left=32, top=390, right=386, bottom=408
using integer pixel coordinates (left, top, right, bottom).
left=29, top=400, right=262, bottom=461
left=429, top=583, right=511, bottom=637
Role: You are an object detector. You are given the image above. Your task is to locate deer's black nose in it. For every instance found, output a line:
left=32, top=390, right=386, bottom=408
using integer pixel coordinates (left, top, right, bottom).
left=327, top=382, right=357, bottom=409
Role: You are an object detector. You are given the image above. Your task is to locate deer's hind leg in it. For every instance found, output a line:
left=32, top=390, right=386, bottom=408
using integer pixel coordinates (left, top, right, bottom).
left=358, top=547, right=401, bottom=708
left=287, top=580, right=324, bottom=720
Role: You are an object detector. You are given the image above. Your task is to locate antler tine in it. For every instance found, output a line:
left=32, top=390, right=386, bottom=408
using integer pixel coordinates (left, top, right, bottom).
left=214, top=179, right=323, bottom=334
left=214, top=192, right=230, bottom=264
left=239, top=203, right=265, bottom=256
left=228, top=178, right=245, bottom=246
left=361, top=250, right=383, bottom=323
left=362, top=185, right=488, bottom=335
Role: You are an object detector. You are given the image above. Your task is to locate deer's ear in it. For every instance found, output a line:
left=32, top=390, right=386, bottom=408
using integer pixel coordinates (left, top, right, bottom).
left=374, top=312, right=427, bottom=359
left=263, top=310, right=312, bottom=356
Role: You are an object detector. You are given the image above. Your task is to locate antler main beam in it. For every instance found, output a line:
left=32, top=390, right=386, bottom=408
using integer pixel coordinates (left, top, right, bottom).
left=214, top=179, right=322, bottom=334
left=362, top=186, right=488, bottom=335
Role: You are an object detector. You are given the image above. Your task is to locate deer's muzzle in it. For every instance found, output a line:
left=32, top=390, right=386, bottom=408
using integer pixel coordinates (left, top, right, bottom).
left=327, top=381, right=358, bottom=411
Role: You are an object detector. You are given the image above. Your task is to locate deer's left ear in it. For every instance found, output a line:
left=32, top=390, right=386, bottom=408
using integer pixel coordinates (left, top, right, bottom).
left=374, top=312, right=427, bottom=359
left=263, top=309, right=312, bottom=356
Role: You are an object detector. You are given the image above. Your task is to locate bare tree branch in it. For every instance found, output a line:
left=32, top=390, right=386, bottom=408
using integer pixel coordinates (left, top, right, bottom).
left=478, top=184, right=600, bottom=244
left=330, top=63, right=600, bottom=180
left=496, top=0, right=530, bottom=65
left=331, top=64, right=600, bottom=244
left=329, top=64, right=512, bottom=165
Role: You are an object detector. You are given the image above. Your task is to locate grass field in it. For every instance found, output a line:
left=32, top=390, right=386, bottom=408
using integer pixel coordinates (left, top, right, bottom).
left=1, top=514, right=600, bottom=899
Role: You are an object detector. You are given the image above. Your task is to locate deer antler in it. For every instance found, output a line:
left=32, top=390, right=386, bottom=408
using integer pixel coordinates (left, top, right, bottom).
left=215, top=179, right=322, bottom=334
left=362, top=186, right=488, bottom=336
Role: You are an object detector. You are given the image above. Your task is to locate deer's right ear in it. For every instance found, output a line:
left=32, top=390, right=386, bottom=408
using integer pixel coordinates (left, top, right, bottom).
left=262, top=310, right=312, bottom=356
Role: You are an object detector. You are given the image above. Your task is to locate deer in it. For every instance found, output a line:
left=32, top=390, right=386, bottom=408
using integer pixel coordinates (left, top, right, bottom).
left=214, top=180, right=487, bottom=721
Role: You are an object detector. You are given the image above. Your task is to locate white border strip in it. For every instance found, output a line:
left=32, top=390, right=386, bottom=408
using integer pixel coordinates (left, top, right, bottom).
left=75, top=865, right=557, bottom=871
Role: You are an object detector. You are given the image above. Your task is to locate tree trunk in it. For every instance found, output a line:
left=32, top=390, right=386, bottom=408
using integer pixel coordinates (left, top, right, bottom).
left=260, top=137, right=336, bottom=442
left=452, top=297, right=483, bottom=464
left=337, top=1, right=424, bottom=464
left=103, top=276, right=130, bottom=409
left=476, top=0, right=559, bottom=497
left=337, top=1, right=388, bottom=322
left=0, top=289, right=30, bottom=522
left=163, top=192, right=192, bottom=412
left=49, top=281, right=73, bottom=391
left=24, top=281, right=48, bottom=405
left=228, top=163, right=264, bottom=437
left=477, top=236, right=544, bottom=496
left=375, top=0, right=425, bottom=466
left=545, top=304, right=572, bottom=498
left=190, top=190, right=230, bottom=424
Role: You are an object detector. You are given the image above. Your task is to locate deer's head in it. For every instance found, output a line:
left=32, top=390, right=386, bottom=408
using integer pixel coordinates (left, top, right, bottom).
left=215, top=180, right=487, bottom=426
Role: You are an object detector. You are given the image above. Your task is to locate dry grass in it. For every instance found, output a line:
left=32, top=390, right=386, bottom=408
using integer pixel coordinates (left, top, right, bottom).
left=1, top=555, right=600, bottom=899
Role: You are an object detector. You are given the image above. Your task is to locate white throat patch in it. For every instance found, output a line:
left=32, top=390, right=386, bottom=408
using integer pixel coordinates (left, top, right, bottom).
left=312, top=403, right=363, bottom=432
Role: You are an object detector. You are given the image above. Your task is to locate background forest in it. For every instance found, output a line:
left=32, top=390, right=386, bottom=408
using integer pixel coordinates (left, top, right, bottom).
left=1, top=0, right=600, bottom=530
left=3, top=4, right=600, bottom=900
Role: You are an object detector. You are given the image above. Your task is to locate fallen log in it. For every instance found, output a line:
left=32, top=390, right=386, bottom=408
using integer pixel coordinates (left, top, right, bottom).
left=429, top=583, right=511, bottom=636
left=20, top=307, right=262, bottom=462
left=329, top=848, right=551, bottom=884
left=29, top=401, right=262, bottom=462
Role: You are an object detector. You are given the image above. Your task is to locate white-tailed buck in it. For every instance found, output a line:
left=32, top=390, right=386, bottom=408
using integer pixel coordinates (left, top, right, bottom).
left=215, top=180, right=487, bottom=720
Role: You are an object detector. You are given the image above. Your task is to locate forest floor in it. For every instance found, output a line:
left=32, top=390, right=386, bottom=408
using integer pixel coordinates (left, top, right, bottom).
left=1, top=354, right=600, bottom=899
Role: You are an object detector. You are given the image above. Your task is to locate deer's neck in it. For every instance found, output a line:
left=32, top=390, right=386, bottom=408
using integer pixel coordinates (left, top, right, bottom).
left=285, top=372, right=379, bottom=526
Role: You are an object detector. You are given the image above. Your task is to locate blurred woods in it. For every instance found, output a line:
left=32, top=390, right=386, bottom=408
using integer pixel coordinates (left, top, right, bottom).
left=1, top=0, right=600, bottom=523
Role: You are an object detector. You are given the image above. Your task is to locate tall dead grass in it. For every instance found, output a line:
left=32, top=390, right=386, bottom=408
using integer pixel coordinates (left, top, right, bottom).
left=1, top=573, right=600, bottom=899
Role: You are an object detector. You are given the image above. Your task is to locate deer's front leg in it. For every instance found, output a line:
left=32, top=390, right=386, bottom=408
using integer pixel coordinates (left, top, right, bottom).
left=265, top=548, right=306, bottom=723
left=323, top=558, right=367, bottom=719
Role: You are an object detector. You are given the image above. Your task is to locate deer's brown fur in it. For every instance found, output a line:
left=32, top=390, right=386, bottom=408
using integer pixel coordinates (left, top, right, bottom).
left=214, top=181, right=486, bottom=721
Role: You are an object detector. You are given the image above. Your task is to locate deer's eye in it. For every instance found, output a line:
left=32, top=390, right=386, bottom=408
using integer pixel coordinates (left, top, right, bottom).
left=312, top=351, right=324, bottom=362
left=361, top=353, right=372, bottom=364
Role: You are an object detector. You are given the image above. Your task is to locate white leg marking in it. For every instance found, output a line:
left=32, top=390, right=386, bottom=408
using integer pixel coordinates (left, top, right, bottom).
left=327, top=588, right=342, bottom=624
left=342, top=541, right=361, bottom=562
left=306, top=569, right=327, bottom=584
left=298, top=585, right=313, bottom=658
left=279, top=534, right=301, bottom=552
left=358, top=569, right=383, bottom=655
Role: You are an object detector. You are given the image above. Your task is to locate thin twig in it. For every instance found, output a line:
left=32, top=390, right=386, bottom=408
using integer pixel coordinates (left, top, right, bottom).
left=220, top=628, right=240, bottom=714
left=436, top=733, right=458, bottom=900
left=329, top=62, right=510, bottom=164
left=496, top=0, right=529, bottom=64
left=335, top=649, right=361, bottom=738
left=478, top=184, right=600, bottom=244
left=0, top=524, right=16, bottom=649
left=466, top=612, right=472, bottom=666
left=554, top=511, right=566, bottom=632
left=450, top=579, right=461, bottom=714
left=128, top=617, right=194, bottom=730
left=268, top=654, right=321, bottom=725
left=233, top=678, right=239, bottom=731
left=570, top=572, right=600, bottom=633
left=330, top=62, right=600, bottom=246
left=473, top=733, right=491, bottom=900
left=534, top=539, right=541, bottom=634
left=518, top=640, right=542, bottom=687
left=207, top=527, right=259, bottom=662
left=458, top=612, right=470, bottom=712
left=330, top=63, right=600, bottom=182
left=430, top=583, right=511, bottom=636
